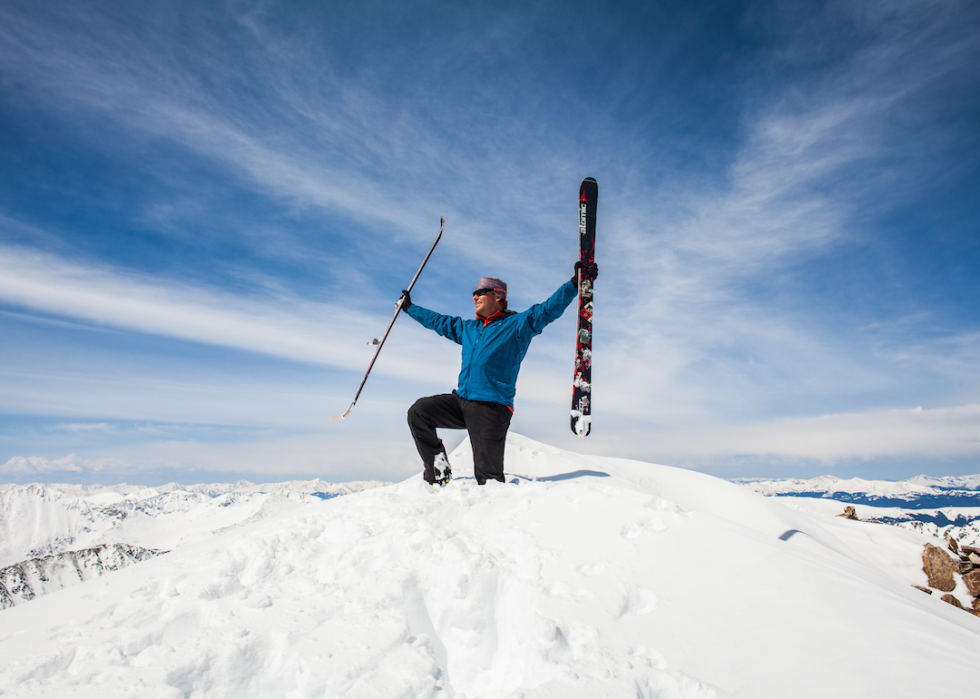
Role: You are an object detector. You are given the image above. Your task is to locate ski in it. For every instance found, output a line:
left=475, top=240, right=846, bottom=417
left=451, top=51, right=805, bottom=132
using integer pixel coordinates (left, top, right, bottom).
left=330, top=217, right=444, bottom=421
left=571, top=178, right=597, bottom=436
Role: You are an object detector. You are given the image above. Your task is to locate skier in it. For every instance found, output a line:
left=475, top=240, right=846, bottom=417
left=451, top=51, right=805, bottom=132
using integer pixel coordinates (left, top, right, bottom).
left=400, top=262, right=598, bottom=486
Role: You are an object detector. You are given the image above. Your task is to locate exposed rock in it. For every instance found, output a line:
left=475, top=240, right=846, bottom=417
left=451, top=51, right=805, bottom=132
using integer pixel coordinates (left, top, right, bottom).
left=922, top=544, right=958, bottom=592
left=946, top=534, right=960, bottom=555
left=837, top=506, right=859, bottom=520
left=912, top=585, right=933, bottom=595
left=941, top=594, right=964, bottom=609
left=0, top=543, right=166, bottom=609
left=973, top=598, right=980, bottom=614
left=962, top=545, right=980, bottom=557
left=963, top=570, right=980, bottom=597
left=968, top=552, right=980, bottom=566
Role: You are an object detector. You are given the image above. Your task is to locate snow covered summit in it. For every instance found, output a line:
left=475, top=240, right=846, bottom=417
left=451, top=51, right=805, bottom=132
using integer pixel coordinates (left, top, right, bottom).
left=1, top=433, right=977, bottom=698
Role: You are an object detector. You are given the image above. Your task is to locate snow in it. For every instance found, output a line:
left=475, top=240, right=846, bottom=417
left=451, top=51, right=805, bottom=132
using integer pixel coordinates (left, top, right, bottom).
left=906, top=474, right=980, bottom=490
left=1, top=433, right=978, bottom=698
left=0, top=481, right=390, bottom=570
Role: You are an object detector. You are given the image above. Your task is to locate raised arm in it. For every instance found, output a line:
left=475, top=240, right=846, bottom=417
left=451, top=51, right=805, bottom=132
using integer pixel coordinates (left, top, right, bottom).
left=526, top=280, right=578, bottom=335
left=406, top=304, right=466, bottom=345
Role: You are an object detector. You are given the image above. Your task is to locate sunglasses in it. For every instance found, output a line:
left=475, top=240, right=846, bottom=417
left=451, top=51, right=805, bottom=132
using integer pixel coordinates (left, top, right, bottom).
left=472, top=288, right=496, bottom=297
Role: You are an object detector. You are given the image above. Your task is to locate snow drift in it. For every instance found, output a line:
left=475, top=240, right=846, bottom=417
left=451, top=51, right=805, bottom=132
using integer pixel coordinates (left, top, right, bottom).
left=0, top=433, right=978, bottom=698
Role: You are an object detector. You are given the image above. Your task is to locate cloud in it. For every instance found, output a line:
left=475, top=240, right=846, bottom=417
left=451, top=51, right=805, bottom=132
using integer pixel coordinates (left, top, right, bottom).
left=0, top=431, right=424, bottom=483
left=0, top=242, right=462, bottom=383
left=591, top=404, right=980, bottom=466
left=0, top=454, right=100, bottom=475
left=56, top=423, right=114, bottom=433
left=0, top=2, right=591, bottom=286
left=8, top=404, right=977, bottom=482
left=586, top=2, right=980, bottom=426
left=1, top=1, right=978, bottom=480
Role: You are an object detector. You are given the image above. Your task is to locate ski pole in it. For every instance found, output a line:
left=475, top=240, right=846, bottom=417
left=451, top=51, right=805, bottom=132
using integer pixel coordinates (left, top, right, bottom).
left=330, top=216, right=444, bottom=420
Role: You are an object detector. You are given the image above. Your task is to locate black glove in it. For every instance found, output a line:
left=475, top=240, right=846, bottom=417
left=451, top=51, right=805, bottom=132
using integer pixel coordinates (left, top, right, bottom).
left=572, top=261, right=599, bottom=287
left=399, top=289, right=412, bottom=312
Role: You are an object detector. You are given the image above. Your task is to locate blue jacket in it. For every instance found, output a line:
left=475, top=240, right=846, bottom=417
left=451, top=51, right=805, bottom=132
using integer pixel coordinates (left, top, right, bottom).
left=406, top=281, right=578, bottom=407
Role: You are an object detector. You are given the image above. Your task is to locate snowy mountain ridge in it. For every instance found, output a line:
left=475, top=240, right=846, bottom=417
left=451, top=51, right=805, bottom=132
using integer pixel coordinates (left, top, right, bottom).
left=0, top=480, right=390, bottom=578
left=734, top=472, right=980, bottom=547
left=1, top=433, right=977, bottom=698
left=1, top=543, right=164, bottom=609
left=735, top=472, right=980, bottom=503
left=0, top=477, right=388, bottom=499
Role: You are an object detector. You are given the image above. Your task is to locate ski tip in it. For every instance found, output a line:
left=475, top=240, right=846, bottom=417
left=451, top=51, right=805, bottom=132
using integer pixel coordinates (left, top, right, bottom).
left=329, top=406, right=353, bottom=420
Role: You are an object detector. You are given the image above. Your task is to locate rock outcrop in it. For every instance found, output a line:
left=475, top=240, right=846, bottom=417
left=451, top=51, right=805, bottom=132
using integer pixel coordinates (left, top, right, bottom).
left=917, top=539, right=980, bottom=618
left=837, top=505, right=859, bottom=520
left=922, top=543, right=958, bottom=592
left=964, top=570, right=980, bottom=598
left=941, top=594, right=964, bottom=609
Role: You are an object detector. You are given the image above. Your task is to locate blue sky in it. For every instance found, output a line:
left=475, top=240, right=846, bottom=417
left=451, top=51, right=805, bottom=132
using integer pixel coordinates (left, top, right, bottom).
left=1, top=0, right=978, bottom=485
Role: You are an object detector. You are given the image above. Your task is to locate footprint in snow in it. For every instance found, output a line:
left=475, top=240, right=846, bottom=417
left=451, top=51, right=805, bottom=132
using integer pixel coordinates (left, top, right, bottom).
left=622, top=517, right=667, bottom=539
left=620, top=587, right=657, bottom=617
left=577, top=562, right=606, bottom=577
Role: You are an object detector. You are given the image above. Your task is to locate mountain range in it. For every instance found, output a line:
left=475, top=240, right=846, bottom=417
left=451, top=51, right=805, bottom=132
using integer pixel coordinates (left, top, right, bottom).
left=0, top=479, right=388, bottom=608
left=737, top=473, right=980, bottom=545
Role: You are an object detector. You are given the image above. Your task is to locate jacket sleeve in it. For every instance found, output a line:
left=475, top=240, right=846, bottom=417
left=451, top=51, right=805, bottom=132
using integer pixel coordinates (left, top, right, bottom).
left=406, top=304, right=465, bottom=345
left=525, top=280, right=578, bottom=335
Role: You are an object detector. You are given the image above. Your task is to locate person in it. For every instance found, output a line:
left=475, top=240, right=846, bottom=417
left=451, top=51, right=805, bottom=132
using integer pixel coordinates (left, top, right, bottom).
left=400, top=261, right=598, bottom=486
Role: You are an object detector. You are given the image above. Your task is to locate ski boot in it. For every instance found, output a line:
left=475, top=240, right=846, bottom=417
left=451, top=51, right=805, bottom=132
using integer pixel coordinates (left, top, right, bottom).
left=433, top=452, right=452, bottom=487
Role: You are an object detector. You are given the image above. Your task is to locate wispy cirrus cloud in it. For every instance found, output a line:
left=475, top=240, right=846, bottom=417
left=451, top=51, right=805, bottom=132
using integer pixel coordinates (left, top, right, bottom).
left=56, top=423, right=114, bottom=433
left=0, top=243, right=371, bottom=369
left=589, top=1, right=980, bottom=427
left=1, top=0, right=978, bottom=481
left=0, top=239, right=463, bottom=426
left=0, top=1, right=606, bottom=300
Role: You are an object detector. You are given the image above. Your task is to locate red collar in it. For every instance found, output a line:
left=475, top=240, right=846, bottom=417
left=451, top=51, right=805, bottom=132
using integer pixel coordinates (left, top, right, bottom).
left=476, top=309, right=508, bottom=327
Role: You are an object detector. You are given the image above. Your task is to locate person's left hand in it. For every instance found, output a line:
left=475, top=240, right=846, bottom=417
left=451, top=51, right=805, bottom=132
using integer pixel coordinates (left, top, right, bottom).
left=572, top=261, right=599, bottom=287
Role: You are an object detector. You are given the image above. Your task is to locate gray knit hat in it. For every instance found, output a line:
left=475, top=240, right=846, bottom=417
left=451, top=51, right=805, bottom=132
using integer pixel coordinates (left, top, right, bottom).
left=476, top=276, right=507, bottom=300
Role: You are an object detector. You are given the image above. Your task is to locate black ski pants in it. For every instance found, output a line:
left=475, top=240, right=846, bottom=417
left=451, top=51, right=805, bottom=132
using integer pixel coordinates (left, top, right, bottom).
left=408, top=391, right=513, bottom=485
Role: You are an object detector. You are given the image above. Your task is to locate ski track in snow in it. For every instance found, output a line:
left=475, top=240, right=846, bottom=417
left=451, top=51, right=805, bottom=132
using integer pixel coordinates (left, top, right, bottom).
left=1, top=434, right=978, bottom=698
